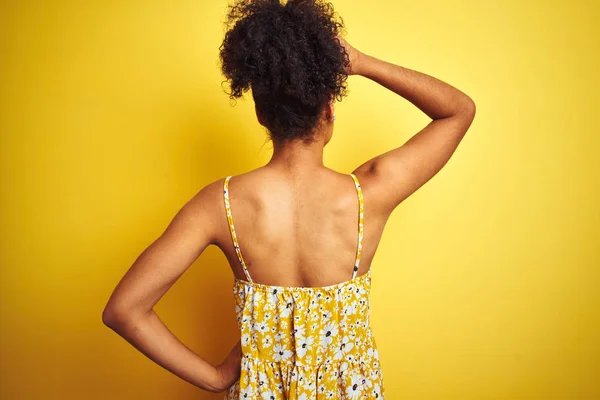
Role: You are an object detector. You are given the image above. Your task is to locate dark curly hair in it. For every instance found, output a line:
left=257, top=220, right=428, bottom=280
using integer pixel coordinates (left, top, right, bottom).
left=219, top=0, right=350, bottom=144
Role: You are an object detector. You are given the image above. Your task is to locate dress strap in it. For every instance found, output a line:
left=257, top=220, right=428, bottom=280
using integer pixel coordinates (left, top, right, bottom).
left=223, top=176, right=253, bottom=283
left=349, top=173, right=364, bottom=279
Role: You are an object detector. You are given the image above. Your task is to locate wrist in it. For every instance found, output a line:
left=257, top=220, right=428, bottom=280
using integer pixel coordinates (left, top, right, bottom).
left=352, top=51, right=367, bottom=76
left=355, top=52, right=379, bottom=79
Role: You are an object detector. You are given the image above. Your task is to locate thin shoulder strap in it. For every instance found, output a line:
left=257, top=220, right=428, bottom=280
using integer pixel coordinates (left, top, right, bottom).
left=349, top=173, right=364, bottom=279
left=223, top=176, right=253, bottom=282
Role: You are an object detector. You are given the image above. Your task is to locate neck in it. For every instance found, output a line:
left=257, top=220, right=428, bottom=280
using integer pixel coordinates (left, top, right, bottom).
left=266, top=132, right=327, bottom=173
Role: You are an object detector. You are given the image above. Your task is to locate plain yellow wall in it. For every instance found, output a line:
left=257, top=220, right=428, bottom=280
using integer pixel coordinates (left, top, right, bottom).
left=1, top=0, right=598, bottom=399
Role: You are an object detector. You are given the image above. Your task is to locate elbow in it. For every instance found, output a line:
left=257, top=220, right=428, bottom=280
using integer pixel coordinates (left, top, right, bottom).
left=102, top=306, right=120, bottom=328
left=102, top=304, right=130, bottom=329
left=103, top=302, right=149, bottom=330
left=462, top=96, right=476, bottom=119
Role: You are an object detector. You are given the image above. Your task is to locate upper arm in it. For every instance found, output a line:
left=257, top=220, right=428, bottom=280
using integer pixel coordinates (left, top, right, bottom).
left=353, top=101, right=476, bottom=214
left=102, top=179, right=224, bottom=323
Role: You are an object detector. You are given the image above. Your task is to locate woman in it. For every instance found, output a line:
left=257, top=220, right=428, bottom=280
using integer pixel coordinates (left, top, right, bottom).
left=102, top=0, right=475, bottom=398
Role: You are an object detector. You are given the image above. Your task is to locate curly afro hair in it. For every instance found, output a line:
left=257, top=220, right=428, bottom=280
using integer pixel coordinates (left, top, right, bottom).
left=219, top=0, right=350, bottom=144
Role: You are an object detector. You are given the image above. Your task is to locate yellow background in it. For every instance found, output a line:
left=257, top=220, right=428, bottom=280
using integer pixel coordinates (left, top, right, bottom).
left=1, top=0, right=598, bottom=398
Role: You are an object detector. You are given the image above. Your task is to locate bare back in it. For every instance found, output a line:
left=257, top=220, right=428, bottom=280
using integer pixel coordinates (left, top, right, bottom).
left=215, top=167, right=390, bottom=287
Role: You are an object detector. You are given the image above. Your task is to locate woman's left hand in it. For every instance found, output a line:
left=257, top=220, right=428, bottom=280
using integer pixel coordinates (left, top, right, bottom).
left=215, top=338, right=243, bottom=392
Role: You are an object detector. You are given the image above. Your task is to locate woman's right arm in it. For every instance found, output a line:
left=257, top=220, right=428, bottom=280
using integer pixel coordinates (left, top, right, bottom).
left=342, top=38, right=476, bottom=214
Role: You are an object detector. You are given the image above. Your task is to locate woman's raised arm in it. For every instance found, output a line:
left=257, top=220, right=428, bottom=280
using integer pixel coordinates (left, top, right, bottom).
left=340, top=37, right=476, bottom=214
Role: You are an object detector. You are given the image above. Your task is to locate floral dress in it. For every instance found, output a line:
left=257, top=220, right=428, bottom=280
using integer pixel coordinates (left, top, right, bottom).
left=223, top=173, right=384, bottom=399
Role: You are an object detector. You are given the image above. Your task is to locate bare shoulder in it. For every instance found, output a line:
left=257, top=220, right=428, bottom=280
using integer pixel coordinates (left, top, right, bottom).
left=188, top=177, right=226, bottom=208
left=351, top=163, right=392, bottom=222
left=177, top=177, right=229, bottom=246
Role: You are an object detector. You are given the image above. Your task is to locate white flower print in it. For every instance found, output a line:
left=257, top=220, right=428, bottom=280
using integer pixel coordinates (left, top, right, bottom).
left=262, top=296, right=275, bottom=312
left=345, top=374, right=365, bottom=399
left=372, top=383, right=382, bottom=398
left=274, top=331, right=285, bottom=342
left=248, top=370, right=258, bottom=385
left=297, top=335, right=314, bottom=358
left=280, top=300, right=293, bottom=318
left=241, top=333, right=251, bottom=347
left=257, top=371, right=268, bottom=387
left=333, top=335, right=354, bottom=360
left=345, top=300, right=358, bottom=315
left=267, top=288, right=280, bottom=304
left=339, top=361, right=350, bottom=377
left=240, top=385, right=254, bottom=398
left=316, top=354, right=323, bottom=365
left=320, top=322, right=338, bottom=347
left=273, top=343, right=293, bottom=362
left=293, top=324, right=306, bottom=340
left=360, top=374, right=373, bottom=389
left=257, top=322, right=269, bottom=334
left=367, top=346, right=379, bottom=358
left=262, top=335, right=273, bottom=349
left=318, top=383, right=326, bottom=394
left=261, top=388, right=276, bottom=400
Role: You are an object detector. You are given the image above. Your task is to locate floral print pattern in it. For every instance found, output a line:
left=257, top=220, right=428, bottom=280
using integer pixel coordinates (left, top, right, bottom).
left=223, top=174, right=384, bottom=399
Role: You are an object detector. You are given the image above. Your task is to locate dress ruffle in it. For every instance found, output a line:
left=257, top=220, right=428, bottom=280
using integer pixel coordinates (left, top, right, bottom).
left=224, top=270, right=384, bottom=399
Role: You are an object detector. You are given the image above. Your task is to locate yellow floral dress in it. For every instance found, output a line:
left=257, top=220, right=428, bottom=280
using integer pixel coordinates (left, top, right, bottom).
left=223, top=173, right=384, bottom=399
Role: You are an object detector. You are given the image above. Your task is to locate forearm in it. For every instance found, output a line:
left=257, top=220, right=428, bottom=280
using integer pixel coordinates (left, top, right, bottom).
left=355, top=52, right=474, bottom=119
left=104, top=310, right=223, bottom=393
